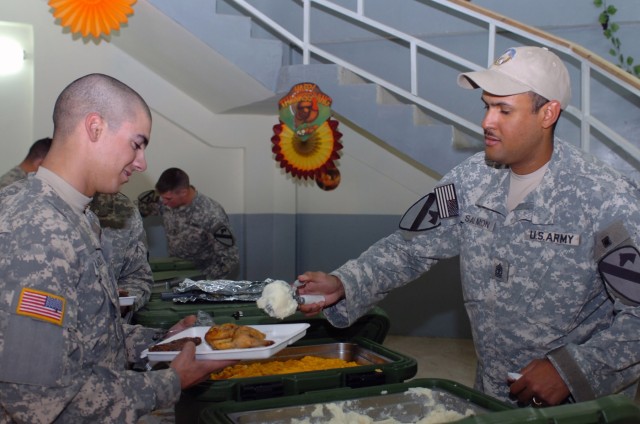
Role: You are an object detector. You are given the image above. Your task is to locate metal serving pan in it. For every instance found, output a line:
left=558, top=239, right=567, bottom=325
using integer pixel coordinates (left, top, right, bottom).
left=201, top=378, right=512, bottom=424
left=175, top=337, right=417, bottom=424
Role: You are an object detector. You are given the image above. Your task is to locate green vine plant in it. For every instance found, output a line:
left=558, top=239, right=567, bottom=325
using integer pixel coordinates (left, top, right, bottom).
left=594, top=0, right=640, bottom=77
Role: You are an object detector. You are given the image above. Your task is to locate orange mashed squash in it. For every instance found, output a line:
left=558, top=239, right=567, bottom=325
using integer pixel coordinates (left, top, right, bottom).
left=210, top=355, right=359, bottom=380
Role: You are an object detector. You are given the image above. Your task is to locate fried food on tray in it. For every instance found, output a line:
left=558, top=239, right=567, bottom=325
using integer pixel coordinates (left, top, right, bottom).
left=204, top=323, right=238, bottom=340
left=149, top=336, right=202, bottom=352
left=205, top=323, right=274, bottom=350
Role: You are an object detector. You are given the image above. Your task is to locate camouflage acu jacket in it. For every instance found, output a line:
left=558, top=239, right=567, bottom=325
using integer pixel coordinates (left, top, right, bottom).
left=139, top=191, right=239, bottom=279
left=325, top=140, right=640, bottom=404
left=0, top=165, right=26, bottom=190
left=90, top=192, right=152, bottom=311
left=0, top=177, right=180, bottom=423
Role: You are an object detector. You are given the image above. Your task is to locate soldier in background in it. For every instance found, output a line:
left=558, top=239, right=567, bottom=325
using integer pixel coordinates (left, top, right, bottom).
left=0, top=73, right=234, bottom=423
left=90, top=192, right=153, bottom=315
left=138, top=167, right=239, bottom=280
left=0, top=137, right=52, bottom=189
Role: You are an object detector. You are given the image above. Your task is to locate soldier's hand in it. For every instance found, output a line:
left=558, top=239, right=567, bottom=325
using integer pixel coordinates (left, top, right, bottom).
left=296, top=271, right=345, bottom=316
left=508, top=358, right=570, bottom=407
left=170, top=342, right=237, bottom=389
left=163, top=315, right=197, bottom=340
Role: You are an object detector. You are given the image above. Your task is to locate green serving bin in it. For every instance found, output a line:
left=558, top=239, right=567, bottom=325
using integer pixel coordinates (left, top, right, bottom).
left=176, top=336, right=418, bottom=424
left=198, top=378, right=512, bottom=423
left=198, top=378, right=640, bottom=424
left=465, top=394, right=640, bottom=423
left=148, top=257, right=204, bottom=282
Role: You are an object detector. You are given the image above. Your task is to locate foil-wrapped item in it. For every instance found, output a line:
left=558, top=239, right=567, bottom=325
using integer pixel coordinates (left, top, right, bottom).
left=170, top=278, right=274, bottom=303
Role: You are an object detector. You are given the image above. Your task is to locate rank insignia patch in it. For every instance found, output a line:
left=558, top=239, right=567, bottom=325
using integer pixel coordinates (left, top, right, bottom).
left=16, top=288, right=65, bottom=326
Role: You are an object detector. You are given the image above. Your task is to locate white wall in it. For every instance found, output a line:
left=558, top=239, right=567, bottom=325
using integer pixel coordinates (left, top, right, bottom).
left=0, top=22, right=33, bottom=174
left=0, top=0, right=457, bottom=337
left=0, top=0, right=435, bottom=215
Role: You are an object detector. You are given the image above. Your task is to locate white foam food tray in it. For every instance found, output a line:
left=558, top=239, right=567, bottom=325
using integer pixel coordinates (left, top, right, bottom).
left=119, top=296, right=136, bottom=306
left=142, top=323, right=310, bottom=361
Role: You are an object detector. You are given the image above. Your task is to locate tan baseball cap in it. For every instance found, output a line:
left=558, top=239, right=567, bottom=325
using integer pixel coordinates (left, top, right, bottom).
left=457, top=46, right=571, bottom=109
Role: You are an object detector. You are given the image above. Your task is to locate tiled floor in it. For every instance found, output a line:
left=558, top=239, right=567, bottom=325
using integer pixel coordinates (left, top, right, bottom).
left=383, top=335, right=477, bottom=388
left=384, top=335, right=640, bottom=405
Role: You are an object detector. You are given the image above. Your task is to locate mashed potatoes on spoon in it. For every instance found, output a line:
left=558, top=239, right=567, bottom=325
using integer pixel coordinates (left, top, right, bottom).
left=257, top=280, right=299, bottom=319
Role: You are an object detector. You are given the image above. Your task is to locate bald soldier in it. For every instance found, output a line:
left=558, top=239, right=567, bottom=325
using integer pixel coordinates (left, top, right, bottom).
left=0, top=74, right=234, bottom=422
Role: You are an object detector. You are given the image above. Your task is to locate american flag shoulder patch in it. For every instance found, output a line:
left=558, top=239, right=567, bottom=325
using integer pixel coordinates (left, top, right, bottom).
left=434, top=183, right=459, bottom=218
left=16, top=288, right=65, bottom=326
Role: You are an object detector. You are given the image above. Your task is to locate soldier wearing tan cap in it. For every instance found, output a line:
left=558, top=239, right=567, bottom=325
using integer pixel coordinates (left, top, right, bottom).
left=296, top=46, right=640, bottom=407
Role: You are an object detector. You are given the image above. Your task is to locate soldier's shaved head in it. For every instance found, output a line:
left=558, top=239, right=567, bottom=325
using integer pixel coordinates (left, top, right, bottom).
left=52, top=73, right=151, bottom=141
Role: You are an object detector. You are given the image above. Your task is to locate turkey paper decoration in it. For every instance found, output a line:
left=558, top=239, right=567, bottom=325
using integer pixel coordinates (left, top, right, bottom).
left=271, top=83, right=343, bottom=191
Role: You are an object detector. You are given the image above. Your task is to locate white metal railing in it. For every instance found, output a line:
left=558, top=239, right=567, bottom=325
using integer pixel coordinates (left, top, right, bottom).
left=230, top=0, right=640, bottom=165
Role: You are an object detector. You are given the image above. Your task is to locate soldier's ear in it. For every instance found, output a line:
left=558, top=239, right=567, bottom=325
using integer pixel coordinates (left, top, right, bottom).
left=85, top=113, right=104, bottom=142
left=541, top=101, right=561, bottom=129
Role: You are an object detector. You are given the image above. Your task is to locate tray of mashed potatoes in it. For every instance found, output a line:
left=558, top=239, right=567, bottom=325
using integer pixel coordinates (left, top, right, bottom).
left=199, top=378, right=512, bottom=423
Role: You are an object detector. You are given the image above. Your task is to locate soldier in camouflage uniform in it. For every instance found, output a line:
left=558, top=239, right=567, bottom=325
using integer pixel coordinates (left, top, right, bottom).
left=0, top=137, right=51, bottom=189
left=0, top=74, right=233, bottom=423
left=0, top=142, right=152, bottom=314
left=90, top=192, right=153, bottom=312
left=138, top=167, right=239, bottom=280
left=297, top=47, right=640, bottom=407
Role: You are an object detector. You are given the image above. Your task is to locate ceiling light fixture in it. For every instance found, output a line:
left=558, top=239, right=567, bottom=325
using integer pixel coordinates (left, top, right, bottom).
left=0, top=37, right=25, bottom=76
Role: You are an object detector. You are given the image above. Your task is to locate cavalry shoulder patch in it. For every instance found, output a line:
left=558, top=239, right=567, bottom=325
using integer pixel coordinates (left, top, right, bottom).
left=214, top=225, right=235, bottom=247
left=399, top=193, right=440, bottom=232
left=16, top=288, right=65, bottom=326
left=599, top=245, right=640, bottom=306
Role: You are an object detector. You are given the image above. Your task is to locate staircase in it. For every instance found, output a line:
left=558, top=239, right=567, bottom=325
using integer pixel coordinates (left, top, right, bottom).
left=142, top=0, right=640, bottom=179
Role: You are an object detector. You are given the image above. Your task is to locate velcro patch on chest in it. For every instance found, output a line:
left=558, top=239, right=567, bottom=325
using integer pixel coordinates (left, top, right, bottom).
left=524, top=230, right=580, bottom=246
left=463, top=214, right=495, bottom=231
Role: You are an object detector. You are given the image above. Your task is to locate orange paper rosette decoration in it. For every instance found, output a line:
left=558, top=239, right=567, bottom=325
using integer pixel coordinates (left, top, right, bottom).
left=272, top=119, right=342, bottom=180
left=49, top=0, right=137, bottom=39
left=272, top=83, right=343, bottom=188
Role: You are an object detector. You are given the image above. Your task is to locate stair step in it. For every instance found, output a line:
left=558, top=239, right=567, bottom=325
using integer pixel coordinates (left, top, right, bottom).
left=148, top=0, right=284, bottom=89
